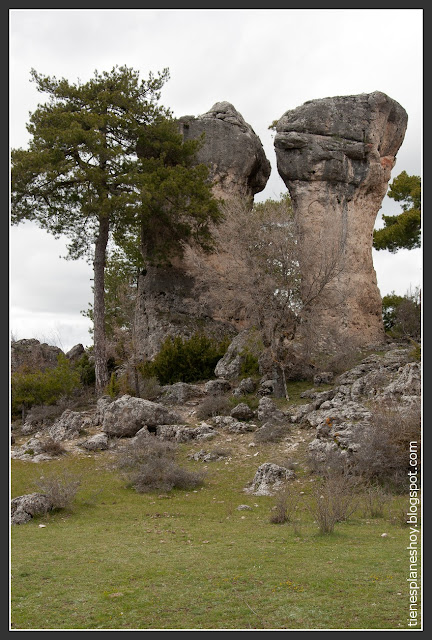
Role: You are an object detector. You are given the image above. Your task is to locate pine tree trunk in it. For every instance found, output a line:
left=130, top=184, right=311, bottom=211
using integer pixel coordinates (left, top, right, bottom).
left=94, top=215, right=110, bottom=395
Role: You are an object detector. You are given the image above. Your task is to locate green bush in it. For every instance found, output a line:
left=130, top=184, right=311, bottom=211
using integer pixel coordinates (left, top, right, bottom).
left=11, top=354, right=81, bottom=416
left=139, top=333, right=230, bottom=385
left=75, top=352, right=96, bottom=386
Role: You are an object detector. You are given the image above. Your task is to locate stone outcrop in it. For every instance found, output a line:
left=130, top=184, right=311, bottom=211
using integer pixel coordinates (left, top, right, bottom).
left=134, top=104, right=271, bottom=360
left=274, top=91, right=408, bottom=353
left=11, top=339, right=63, bottom=373
left=283, top=346, right=422, bottom=468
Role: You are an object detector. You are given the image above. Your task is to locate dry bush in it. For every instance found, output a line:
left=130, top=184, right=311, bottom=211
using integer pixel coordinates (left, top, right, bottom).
left=351, top=401, right=421, bottom=492
left=114, top=437, right=205, bottom=493
left=38, top=437, right=67, bottom=457
left=138, top=376, right=162, bottom=401
left=269, top=487, right=299, bottom=525
left=362, top=483, right=391, bottom=518
left=195, top=395, right=231, bottom=419
left=309, top=473, right=359, bottom=534
left=35, top=471, right=81, bottom=510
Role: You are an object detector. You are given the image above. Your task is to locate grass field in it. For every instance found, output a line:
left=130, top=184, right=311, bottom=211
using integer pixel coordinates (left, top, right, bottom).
left=10, top=426, right=421, bottom=631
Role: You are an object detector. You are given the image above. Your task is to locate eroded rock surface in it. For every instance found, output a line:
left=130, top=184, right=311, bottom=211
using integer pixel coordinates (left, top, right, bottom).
left=274, top=91, right=408, bottom=353
left=134, top=104, right=271, bottom=360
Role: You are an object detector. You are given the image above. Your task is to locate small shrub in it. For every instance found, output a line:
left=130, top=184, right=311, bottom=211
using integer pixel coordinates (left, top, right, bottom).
left=35, top=471, right=81, bottom=510
left=106, top=372, right=121, bottom=399
left=239, top=352, right=260, bottom=378
left=139, top=376, right=162, bottom=401
left=139, top=333, right=230, bottom=385
left=229, top=395, right=259, bottom=411
left=38, top=438, right=67, bottom=457
left=362, top=484, right=391, bottom=518
left=195, top=395, right=231, bottom=419
left=114, top=438, right=205, bottom=493
left=74, top=352, right=96, bottom=387
left=309, top=473, right=358, bottom=534
left=351, top=401, right=421, bottom=491
left=269, top=488, right=299, bottom=524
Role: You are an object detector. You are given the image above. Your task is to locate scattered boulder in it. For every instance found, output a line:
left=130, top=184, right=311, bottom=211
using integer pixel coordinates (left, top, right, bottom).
left=204, top=379, right=231, bottom=395
left=188, top=449, right=228, bottom=462
left=156, top=423, right=216, bottom=442
left=257, top=397, right=285, bottom=423
left=244, top=463, right=295, bottom=496
left=232, top=377, right=256, bottom=396
left=80, top=433, right=109, bottom=451
left=11, top=493, right=53, bottom=525
left=159, top=382, right=205, bottom=405
left=47, top=409, right=94, bottom=442
left=101, top=395, right=182, bottom=438
left=230, top=403, right=255, bottom=421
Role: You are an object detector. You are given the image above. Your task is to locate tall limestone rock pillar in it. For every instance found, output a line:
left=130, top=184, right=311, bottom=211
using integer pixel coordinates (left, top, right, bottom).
left=274, top=91, right=408, bottom=353
left=135, top=102, right=271, bottom=359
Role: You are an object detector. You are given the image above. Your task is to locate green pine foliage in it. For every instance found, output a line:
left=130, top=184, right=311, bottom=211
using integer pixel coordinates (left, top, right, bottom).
left=373, top=171, right=421, bottom=252
left=382, top=289, right=421, bottom=340
left=139, top=333, right=230, bottom=385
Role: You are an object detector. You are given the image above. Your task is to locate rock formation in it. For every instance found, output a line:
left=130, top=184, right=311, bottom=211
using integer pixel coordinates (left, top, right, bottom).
left=274, top=91, right=408, bottom=353
left=134, top=102, right=271, bottom=360
left=11, top=339, right=63, bottom=373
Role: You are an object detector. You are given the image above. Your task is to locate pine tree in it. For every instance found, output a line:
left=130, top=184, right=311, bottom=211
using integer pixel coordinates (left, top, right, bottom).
left=11, top=66, right=222, bottom=394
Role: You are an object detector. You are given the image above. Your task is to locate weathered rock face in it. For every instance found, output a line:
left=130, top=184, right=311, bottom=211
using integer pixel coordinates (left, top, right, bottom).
left=274, top=91, right=408, bottom=353
left=134, top=103, right=271, bottom=360
left=178, top=101, right=271, bottom=198
left=11, top=339, right=63, bottom=373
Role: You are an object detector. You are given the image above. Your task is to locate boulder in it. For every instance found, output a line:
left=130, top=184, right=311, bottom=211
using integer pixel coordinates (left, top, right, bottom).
left=101, top=395, right=183, bottom=438
left=11, top=493, right=53, bottom=525
left=80, top=433, right=109, bottom=451
left=230, top=403, right=255, bottom=421
left=47, top=409, right=94, bottom=441
left=156, top=423, right=216, bottom=442
left=244, top=463, right=295, bottom=496
left=159, top=382, right=205, bottom=405
left=215, top=330, right=258, bottom=380
left=232, top=377, right=257, bottom=396
left=257, top=397, right=285, bottom=423
left=204, top=379, right=231, bottom=395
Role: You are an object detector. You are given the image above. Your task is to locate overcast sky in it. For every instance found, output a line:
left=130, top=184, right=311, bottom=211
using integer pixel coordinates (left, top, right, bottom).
left=9, top=8, right=423, bottom=352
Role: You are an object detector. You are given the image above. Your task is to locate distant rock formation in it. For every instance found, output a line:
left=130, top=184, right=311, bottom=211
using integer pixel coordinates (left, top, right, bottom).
left=11, top=339, right=85, bottom=373
left=134, top=102, right=271, bottom=360
left=11, top=339, right=63, bottom=373
left=274, top=91, right=408, bottom=353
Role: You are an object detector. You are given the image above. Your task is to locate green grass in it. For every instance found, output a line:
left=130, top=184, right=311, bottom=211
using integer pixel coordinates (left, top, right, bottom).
left=11, top=436, right=420, bottom=630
